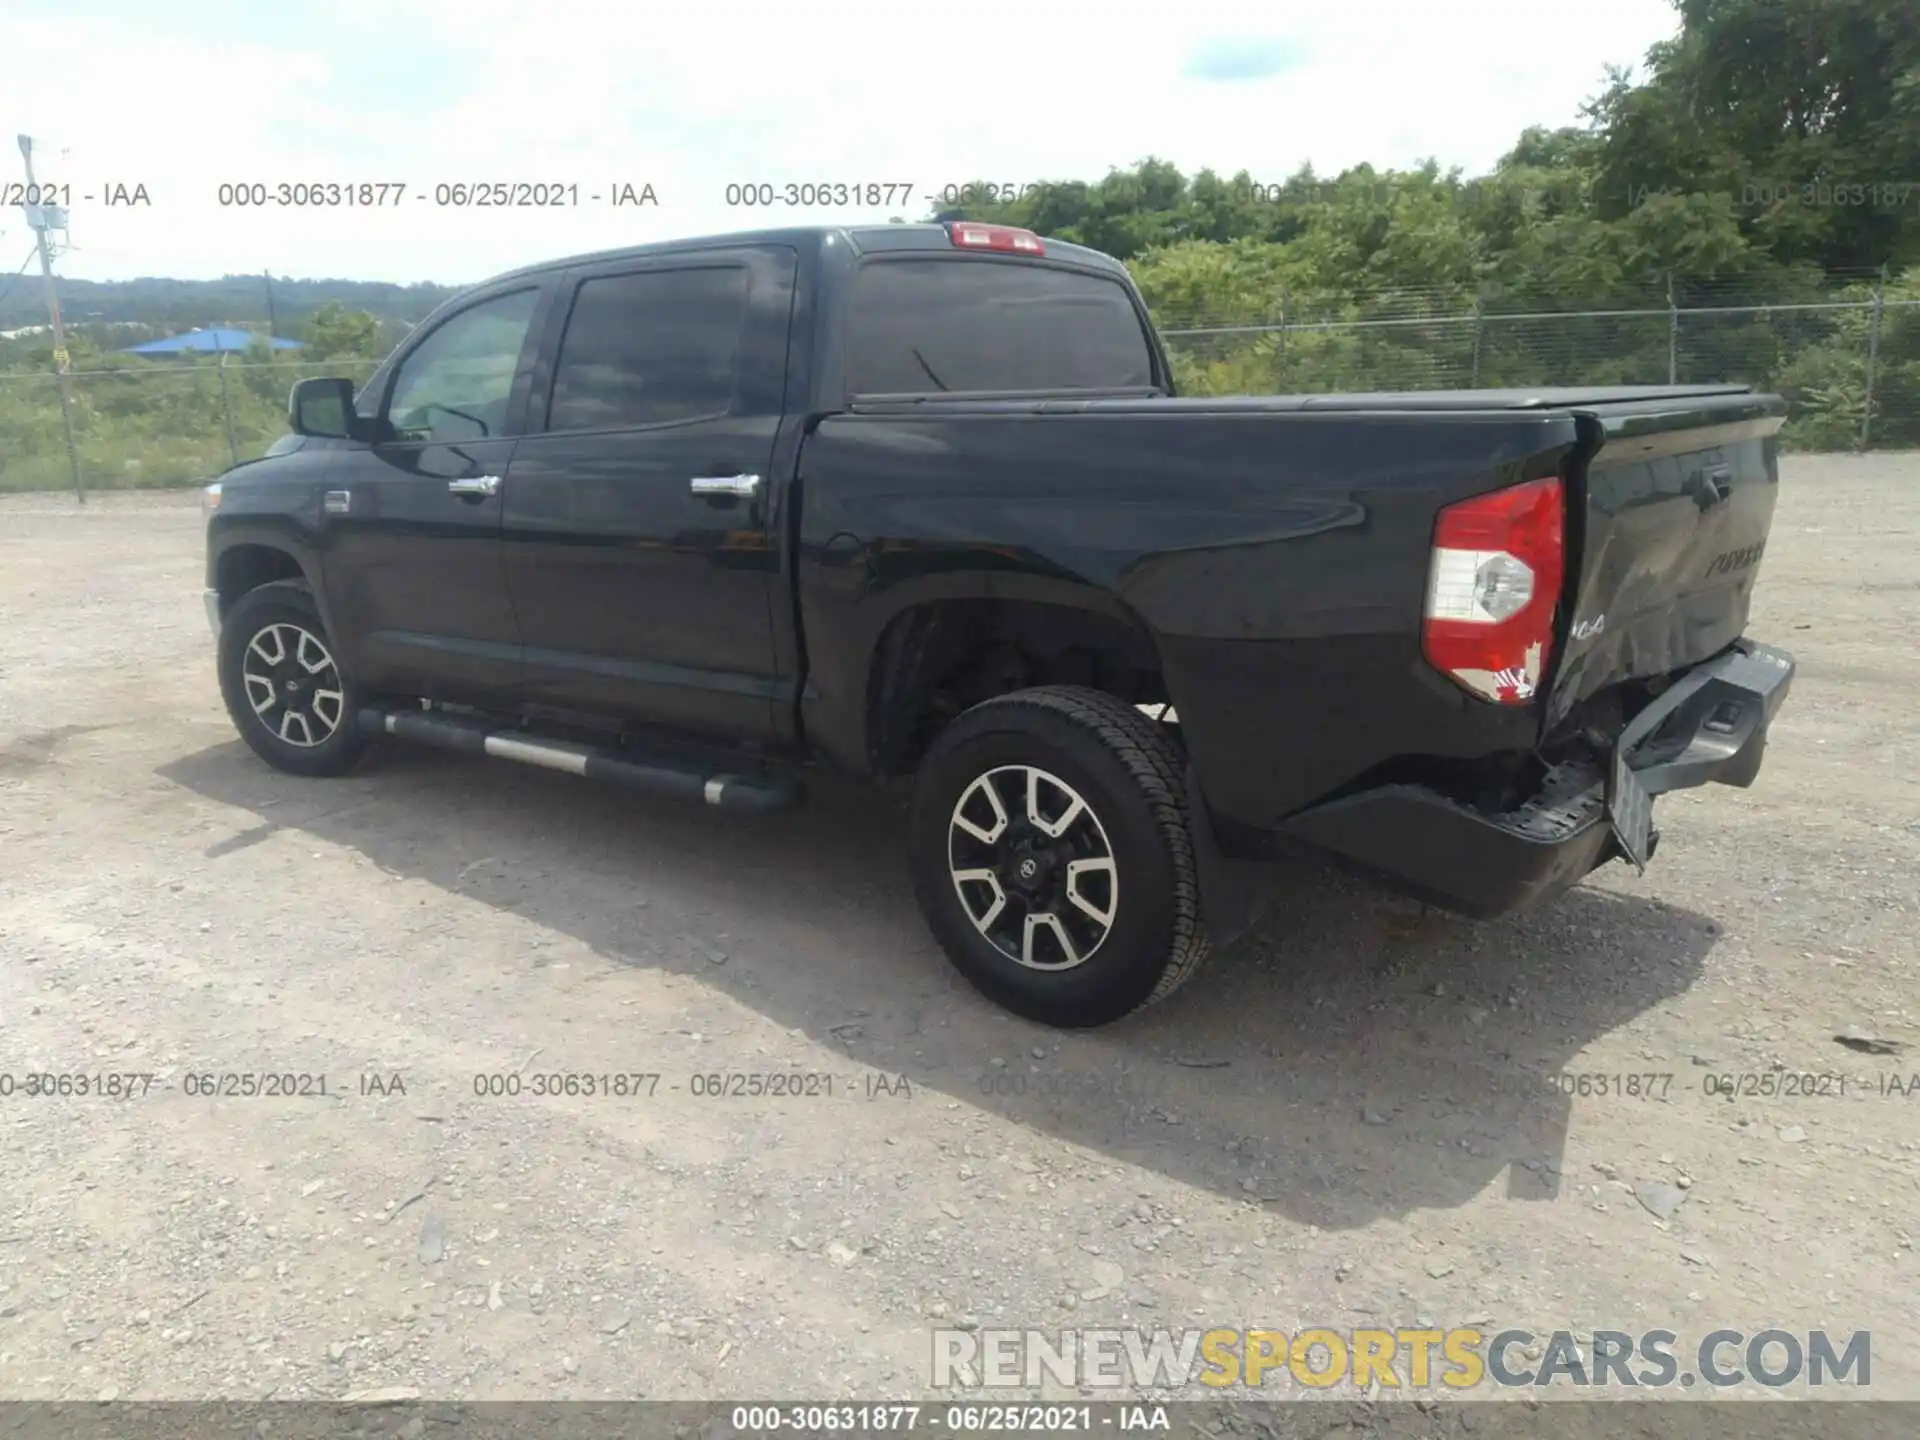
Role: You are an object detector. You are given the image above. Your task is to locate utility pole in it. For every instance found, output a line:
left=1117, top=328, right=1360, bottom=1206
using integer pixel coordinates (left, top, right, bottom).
left=264, top=269, right=277, bottom=338
left=17, top=134, right=83, bottom=503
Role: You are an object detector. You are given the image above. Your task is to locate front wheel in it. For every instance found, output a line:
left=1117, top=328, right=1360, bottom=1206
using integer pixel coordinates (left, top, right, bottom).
left=908, top=686, right=1212, bottom=1027
left=217, top=581, right=373, bottom=778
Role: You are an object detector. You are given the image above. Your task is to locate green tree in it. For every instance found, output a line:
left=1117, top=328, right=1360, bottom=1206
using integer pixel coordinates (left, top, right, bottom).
left=1590, top=0, right=1920, bottom=272
left=301, top=302, right=384, bottom=361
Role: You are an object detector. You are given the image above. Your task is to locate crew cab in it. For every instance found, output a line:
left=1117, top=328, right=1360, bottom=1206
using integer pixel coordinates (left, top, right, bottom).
left=202, top=221, right=1794, bottom=1027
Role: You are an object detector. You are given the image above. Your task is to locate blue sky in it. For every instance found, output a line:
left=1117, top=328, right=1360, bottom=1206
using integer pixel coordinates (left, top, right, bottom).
left=2, top=0, right=1682, bottom=285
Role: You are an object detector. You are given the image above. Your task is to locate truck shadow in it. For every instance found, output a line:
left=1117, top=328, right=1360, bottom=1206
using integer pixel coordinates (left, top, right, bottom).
left=159, top=741, right=1721, bottom=1231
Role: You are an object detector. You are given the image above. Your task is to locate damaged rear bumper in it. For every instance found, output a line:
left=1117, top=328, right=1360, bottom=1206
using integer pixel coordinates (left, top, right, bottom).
left=1277, top=639, right=1795, bottom=919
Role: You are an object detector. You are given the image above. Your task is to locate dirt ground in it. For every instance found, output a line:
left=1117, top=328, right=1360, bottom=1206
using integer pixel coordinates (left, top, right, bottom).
left=0, top=455, right=1915, bottom=1408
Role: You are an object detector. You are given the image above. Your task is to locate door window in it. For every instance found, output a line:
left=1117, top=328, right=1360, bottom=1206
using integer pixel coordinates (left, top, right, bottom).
left=383, top=287, right=540, bottom=443
left=546, top=267, right=751, bottom=432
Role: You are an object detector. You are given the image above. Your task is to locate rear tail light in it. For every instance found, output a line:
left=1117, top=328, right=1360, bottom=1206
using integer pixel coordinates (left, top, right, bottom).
left=947, top=222, right=1045, bottom=256
left=1422, top=477, right=1565, bottom=704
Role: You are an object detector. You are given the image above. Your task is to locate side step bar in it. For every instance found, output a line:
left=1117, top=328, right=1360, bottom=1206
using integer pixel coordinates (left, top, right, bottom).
left=357, top=707, right=801, bottom=814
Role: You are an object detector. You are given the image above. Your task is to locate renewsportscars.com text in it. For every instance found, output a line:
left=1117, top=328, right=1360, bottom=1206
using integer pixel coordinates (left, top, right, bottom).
left=931, top=1326, right=1872, bottom=1391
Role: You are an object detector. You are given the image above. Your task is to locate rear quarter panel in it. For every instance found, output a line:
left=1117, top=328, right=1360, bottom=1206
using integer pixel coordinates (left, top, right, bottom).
left=795, top=404, right=1585, bottom=831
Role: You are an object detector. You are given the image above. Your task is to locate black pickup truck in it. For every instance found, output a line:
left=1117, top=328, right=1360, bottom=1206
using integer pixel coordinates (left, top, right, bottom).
left=202, top=220, right=1794, bottom=1027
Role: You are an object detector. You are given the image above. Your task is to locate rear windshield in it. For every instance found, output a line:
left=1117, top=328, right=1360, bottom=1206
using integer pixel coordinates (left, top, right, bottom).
left=845, top=258, right=1156, bottom=396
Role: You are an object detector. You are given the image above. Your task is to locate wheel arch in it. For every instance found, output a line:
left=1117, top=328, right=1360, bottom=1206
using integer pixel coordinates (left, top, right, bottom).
left=209, top=531, right=329, bottom=634
left=859, top=584, right=1174, bottom=779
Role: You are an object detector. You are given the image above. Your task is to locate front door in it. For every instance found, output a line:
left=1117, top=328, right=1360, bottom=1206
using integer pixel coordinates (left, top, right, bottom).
left=502, top=248, right=794, bottom=741
left=319, top=283, right=547, bottom=705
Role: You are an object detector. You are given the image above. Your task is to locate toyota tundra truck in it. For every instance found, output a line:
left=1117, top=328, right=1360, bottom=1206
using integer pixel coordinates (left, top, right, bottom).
left=201, top=221, right=1794, bottom=1027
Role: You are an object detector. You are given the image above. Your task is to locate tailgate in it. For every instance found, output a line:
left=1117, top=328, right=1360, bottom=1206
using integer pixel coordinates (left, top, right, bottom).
left=1544, top=388, right=1788, bottom=728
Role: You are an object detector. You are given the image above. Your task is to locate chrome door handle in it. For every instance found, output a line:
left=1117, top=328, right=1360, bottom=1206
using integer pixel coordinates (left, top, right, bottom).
left=448, top=475, right=501, bottom=497
left=689, top=473, right=761, bottom=499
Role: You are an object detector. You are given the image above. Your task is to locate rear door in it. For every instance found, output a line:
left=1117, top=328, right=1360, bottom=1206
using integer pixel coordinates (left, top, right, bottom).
left=320, top=282, right=549, bottom=705
left=1546, top=387, right=1789, bottom=727
left=501, top=246, right=796, bottom=740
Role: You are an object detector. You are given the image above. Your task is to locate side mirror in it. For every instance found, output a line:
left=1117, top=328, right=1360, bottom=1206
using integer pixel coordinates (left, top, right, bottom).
left=288, top=377, right=365, bottom=439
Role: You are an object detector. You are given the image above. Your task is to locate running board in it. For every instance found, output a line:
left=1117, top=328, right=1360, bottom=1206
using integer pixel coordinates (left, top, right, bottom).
left=357, top=707, right=801, bottom=813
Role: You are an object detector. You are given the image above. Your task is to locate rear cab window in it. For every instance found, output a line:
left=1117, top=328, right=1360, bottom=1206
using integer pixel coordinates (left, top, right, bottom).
left=844, top=257, right=1157, bottom=397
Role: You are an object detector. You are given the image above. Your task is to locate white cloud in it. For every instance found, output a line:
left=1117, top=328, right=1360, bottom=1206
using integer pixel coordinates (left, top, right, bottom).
left=1, top=0, right=1679, bottom=285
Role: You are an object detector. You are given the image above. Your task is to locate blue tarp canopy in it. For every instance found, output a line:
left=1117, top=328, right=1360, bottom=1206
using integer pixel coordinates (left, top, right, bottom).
left=123, top=327, right=304, bottom=354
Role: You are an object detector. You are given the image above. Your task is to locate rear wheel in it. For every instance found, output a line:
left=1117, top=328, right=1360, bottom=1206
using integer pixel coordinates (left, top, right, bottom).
left=908, top=686, right=1212, bottom=1027
left=218, top=582, right=373, bottom=778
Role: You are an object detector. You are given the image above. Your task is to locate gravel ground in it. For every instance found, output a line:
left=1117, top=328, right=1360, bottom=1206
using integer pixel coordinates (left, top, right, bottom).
left=0, top=455, right=1915, bottom=1407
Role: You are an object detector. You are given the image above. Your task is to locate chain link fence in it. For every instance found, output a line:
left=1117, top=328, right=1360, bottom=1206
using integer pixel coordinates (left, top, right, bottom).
left=0, top=356, right=381, bottom=495
left=1157, top=269, right=1919, bottom=451
left=2, top=270, right=1915, bottom=496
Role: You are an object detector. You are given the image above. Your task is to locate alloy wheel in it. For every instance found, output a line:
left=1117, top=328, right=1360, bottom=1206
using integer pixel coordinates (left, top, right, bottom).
left=947, top=764, right=1118, bottom=971
left=241, top=622, right=345, bottom=748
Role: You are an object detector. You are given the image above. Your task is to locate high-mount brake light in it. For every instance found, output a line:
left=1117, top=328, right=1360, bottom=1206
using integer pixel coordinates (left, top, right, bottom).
left=947, top=222, right=1045, bottom=256
left=1421, top=477, right=1565, bottom=705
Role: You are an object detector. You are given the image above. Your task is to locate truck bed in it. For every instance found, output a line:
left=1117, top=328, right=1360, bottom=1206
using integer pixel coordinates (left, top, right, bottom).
left=802, top=382, right=1787, bottom=837
left=849, top=382, right=1758, bottom=416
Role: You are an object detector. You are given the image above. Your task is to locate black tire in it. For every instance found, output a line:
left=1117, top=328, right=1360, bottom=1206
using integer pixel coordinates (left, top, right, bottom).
left=218, top=581, right=373, bottom=778
left=908, top=685, right=1211, bottom=1028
